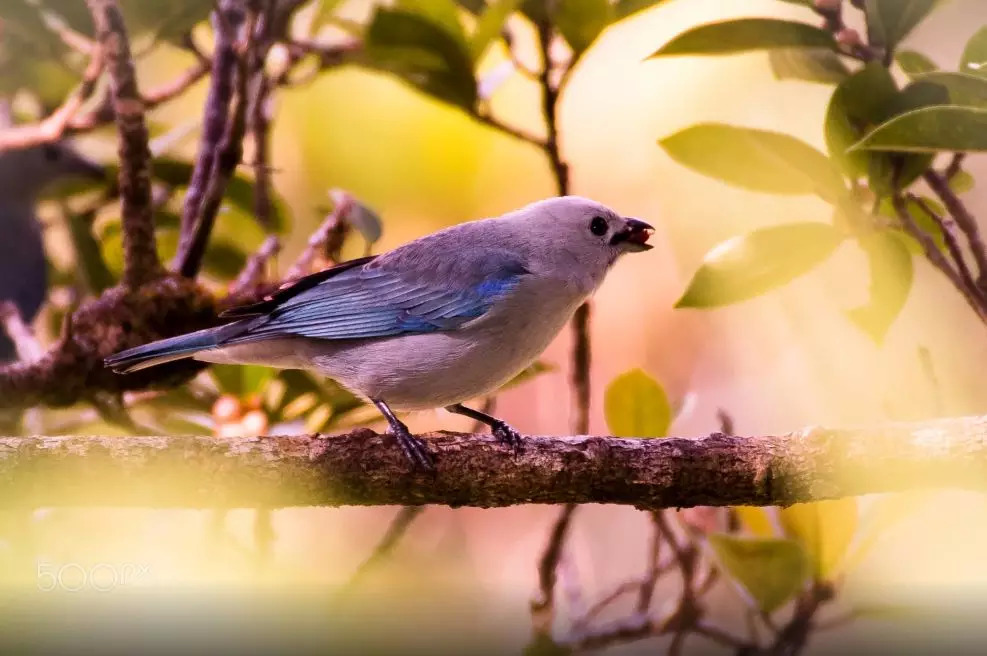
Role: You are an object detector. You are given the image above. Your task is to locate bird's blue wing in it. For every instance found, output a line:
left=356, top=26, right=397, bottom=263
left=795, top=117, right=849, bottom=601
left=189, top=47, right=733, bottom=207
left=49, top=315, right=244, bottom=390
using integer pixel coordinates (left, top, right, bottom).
left=236, top=249, right=529, bottom=341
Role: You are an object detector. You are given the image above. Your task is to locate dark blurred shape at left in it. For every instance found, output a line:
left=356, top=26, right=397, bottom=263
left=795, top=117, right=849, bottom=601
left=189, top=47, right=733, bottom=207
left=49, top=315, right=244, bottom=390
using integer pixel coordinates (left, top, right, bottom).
left=0, top=141, right=104, bottom=361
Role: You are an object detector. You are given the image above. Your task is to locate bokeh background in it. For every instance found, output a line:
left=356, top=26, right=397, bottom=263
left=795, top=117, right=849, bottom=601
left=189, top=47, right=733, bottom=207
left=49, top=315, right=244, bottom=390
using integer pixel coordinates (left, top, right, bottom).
left=4, top=0, right=987, bottom=652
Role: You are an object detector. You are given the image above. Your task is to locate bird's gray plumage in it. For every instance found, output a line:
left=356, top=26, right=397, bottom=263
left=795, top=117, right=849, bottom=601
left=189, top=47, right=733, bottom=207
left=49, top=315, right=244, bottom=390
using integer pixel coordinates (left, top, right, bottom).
left=106, top=196, right=654, bottom=467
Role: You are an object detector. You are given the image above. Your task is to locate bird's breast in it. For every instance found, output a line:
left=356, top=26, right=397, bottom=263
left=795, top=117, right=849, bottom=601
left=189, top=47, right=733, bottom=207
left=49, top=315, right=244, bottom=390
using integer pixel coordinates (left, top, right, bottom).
left=312, top=276, right=585, bottom=409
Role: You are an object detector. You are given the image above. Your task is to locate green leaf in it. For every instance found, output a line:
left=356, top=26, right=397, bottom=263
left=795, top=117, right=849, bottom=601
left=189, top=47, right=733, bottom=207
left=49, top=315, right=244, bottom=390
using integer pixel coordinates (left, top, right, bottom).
left=615, top=0, right=668, bottom=19
left=842, top=492, right=928, bottom=572
left=825, top=62, right=899, bottom=178
left=949, top=169, right=974, bottom=193
left=895, top=50, right=937, bottom=78
left=660, top=124, right=845, bottom=202
left=825, top=62, right=937, bottom=189
left=202, top=239, right=248, bottom=279
left=554, top=0, right=614, bottom=58
left=864, top=0, right=937, bottom=51
left=960, top=25, right=987, bottom=77
left=66, top=212, right=115, bottom=294
left=676, top=223, right=845, bottom=308
left=603, top=369, right=671, bottom=438
left=211, top=365, right=274, bottom=397
left=708, top=534, right=809, bottom=613
left=650, top=19, right=834, bottom=58
left=850, top=105, right=987, bottom=153
left=469, top=0, right=522, bottom=61
left=877, top=195, right=947, bottom=254
left=152, top=158, right=291, bottom=233
left=504, top=360, right=554, bottom=389
left=344, top=197, right=384, bottom=247
left=779, top=499, right=858, bottom=579
left=846, top=231, right=913, bottom=343
left=769, top=48, right=849, bottom=84
left=311, top=0, right=346, bottom=32
left=911, top=72, right=987, bottom=108
left=119, top=0, right=211, bottom=42
left=396, top=0, right=468, bottom=47
left=734, top=507, right=776, bottom=538
left=365, top=8, right=478, bottom=111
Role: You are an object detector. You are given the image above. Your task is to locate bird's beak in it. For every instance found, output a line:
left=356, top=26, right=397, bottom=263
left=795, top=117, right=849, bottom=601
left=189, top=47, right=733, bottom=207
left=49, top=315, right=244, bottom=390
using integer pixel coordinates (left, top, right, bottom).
left=610, top=217, right=654, bottom=252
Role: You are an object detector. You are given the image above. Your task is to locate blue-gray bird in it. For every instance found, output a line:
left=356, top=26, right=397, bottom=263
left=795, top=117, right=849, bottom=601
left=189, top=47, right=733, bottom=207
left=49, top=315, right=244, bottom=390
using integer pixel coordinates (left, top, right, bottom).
left=106, top=196, right=654, bottom=469
left=0, top=141, right=104, bottom=361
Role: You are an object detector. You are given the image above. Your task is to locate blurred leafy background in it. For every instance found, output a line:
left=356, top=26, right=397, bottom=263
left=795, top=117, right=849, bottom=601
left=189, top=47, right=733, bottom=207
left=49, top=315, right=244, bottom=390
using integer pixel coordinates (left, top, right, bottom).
left=2, top=0, right=987, bottom=652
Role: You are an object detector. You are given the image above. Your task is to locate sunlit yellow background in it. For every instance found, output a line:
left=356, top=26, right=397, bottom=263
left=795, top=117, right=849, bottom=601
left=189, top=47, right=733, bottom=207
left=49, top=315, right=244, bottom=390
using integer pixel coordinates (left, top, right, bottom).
left=8, top=0, right=987, bottom=651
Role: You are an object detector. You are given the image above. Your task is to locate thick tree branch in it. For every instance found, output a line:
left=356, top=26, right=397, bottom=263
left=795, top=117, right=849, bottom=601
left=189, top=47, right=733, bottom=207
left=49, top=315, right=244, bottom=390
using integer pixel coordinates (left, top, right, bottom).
left=86, top=0, right=163, bottom=288
left=0, top=416, right=986, bottom=508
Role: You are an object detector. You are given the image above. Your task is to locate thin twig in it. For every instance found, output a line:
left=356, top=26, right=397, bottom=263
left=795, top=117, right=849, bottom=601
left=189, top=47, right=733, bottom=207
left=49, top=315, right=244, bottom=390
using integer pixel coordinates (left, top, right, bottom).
left=285, top=191, right=353, bottom=280
left=891, top=194, right=987, bottom=323
left=0, top=44, right=105, bottom=151
left=0, top=303, right=43, bottom=363
left=0, top=51, right=209, bottom=151
left=473, top=112, right=545, bottom=147
left=338, top=505, right=425, bottom=596
left=174, top=0, right=246, bottom=277
left=231, top=235, right=282, bottom=295
left=86, top=0, right=163, bottom=288
left=531, top=503, right=577, bottom=634
left=247, top=1, right=277, bottom=230
left=924, top=170, right=987, bottom=289
left=908, top=193, right=983, bottom=306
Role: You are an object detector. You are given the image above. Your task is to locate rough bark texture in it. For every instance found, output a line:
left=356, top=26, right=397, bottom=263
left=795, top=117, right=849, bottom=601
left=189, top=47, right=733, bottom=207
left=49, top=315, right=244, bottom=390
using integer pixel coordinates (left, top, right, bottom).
left=86, top=0, right=163, bottom=288
left=0, top=416, right=985, bottom=508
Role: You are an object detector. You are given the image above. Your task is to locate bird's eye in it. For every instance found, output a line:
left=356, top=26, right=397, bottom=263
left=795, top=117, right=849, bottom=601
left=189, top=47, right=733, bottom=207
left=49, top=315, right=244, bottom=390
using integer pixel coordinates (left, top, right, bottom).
left=589, top=216, right=608, bottom=236
left=42, top=145, right=61, bottom=162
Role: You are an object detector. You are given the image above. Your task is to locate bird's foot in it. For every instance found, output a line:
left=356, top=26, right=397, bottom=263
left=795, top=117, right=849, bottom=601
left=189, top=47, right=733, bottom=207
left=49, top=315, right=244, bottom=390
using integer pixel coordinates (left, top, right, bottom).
left=491, top=420, right=524, bottom=456
left=392, top=425, right=435, bottom=473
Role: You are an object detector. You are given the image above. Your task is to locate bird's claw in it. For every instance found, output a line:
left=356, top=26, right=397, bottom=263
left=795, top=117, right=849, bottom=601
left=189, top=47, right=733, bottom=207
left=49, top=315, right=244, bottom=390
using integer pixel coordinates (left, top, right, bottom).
left=393, top=428, right=435, bottom=473
left=491, top=421, right=524, bottom=456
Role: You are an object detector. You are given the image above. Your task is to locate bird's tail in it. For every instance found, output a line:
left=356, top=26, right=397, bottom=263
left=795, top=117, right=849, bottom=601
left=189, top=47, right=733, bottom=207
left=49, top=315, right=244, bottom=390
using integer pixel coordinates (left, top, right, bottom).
left=105, top=326, right=228, bottom=373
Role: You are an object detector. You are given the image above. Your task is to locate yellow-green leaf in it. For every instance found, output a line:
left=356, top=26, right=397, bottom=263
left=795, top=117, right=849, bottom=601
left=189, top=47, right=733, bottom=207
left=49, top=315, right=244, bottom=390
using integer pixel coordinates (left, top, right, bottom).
left=896, top=50, right=937, bottom=78
left=769, top=48, right=849, bottom=85
left=676, top=223, right=845, bottom=308
left=554, top=0, right=614, bottom=58
left=779, top=499, right=858, bottom=579
left=708, top=534, right=809, bottom=613
left=846, top=231, right=913, bottom=343
left=734, top=506, right=776, bottom=538
left=961, top=26, right=987, bottom=77
left=850, top=106, right=987, bottom=153
left=604, top=369, right=671, bottom=438
left=650, top=19, right=834, bottom=58
left=660, top=123, right=846, bottom=202
left=864, top=0, right=937, bottom=51
left=469, top=0, right=522, bottom=61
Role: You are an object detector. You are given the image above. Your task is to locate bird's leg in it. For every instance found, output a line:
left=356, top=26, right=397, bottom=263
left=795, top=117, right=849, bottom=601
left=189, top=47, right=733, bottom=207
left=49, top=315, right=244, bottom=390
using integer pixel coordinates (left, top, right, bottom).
left=445, top=403, right=523, bottom=455
left=372, top=399, right=434, bottom=472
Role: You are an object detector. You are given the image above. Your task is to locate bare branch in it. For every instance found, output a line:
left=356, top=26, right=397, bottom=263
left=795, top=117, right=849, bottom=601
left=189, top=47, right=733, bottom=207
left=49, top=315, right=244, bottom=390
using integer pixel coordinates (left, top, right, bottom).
left=924, top=170, right=987, bottom=289
left=86, top=0, right=163, bottom=288
left=891, top=194, right=987, bottom=323
left=231, top=235, right=282, bottom=296
left=0, top=415, right=987, bottom=507
left=174, top=0, right=248, bottom=277
left=285, top=191, right=353, bottom=280
left=0, top=44, right=105, bottom=151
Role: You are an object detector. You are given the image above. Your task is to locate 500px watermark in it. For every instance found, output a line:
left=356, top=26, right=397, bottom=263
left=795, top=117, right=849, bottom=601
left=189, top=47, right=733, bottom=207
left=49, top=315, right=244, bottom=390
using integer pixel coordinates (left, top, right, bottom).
left=36, top=561, right=151, bottom=592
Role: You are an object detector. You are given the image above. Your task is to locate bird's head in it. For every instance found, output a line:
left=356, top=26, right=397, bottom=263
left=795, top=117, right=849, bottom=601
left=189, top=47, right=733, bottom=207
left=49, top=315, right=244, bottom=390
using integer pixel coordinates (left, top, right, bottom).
left=0, top=141, right=105, bottom=199
left=512, top=195, right=654, bottom=275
